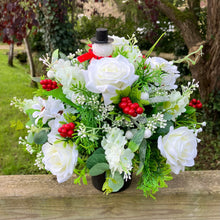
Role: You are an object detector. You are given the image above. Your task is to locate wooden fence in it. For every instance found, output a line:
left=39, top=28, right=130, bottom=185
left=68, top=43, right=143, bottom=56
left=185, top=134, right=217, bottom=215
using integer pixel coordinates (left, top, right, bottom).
left=0, top=171, right=220, bottom=220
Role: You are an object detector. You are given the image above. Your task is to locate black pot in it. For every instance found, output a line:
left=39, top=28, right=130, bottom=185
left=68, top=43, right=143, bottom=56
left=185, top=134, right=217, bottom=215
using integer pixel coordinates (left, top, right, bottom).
left=91, top=173, right=132, bottom=192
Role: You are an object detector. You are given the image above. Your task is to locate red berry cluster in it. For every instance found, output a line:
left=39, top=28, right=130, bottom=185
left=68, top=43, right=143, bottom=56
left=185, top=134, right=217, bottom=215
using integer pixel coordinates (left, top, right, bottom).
left=189, top=99, right=202, bottom=109
left=118, top=97, right=144, bottom=117
left=40, top=79, right=58, bottom=91
left=58, top=122, right=75, bottom=138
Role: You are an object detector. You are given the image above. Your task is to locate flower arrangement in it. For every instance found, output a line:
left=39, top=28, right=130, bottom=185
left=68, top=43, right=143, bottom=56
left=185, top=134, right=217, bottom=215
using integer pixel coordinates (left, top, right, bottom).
left=12, top=29, right=205, bottom=198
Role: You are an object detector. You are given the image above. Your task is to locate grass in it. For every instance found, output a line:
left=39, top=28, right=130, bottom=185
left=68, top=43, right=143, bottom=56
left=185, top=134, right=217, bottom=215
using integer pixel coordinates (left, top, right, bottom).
left=0, top=50, right=46, bottom=174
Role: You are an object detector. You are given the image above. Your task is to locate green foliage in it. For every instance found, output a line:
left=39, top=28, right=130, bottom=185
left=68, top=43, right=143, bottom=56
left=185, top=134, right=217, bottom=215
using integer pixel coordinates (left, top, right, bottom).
left=75, top=14, right=136, bottom=43
left=86, top=148, right=107, bottom=169
left=89, top=163, right=109, bottom=176
left=33, top=130, right=48, bottom=145
left=37, top=0, right=78, bottom=55
left=137, top=142, right=173, bottom=199
left=128, top=128, right=145, bottom=152
left=0, top=50, right=45, bottom=174
left=108, top=171, right=124, bottom=192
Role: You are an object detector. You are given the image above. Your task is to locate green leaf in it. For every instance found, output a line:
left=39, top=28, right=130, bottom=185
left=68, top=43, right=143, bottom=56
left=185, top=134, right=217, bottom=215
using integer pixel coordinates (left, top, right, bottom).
left=128, top=127, right=145, bottom=152
left=86, top=153, right=107, bottom=169
left=93, top=148, right=105, bottom=155
left=33, top=130, right=48, bottom=145
left=111, top=86, right=131, bottom=104
left=52, top=49, right=59, bottom=63
left=136, top=139, right=147, bottom=175
left=185, top=106, right=196, bottom=114
left=89, top=163, right=109, bottom=176
left=27, top=132, right=35, bottom=144
left=145, top=33, right=165, bottom=58
left=43, top=87, right=76, bottom=107
left=108, top=171, right=124, bottom=192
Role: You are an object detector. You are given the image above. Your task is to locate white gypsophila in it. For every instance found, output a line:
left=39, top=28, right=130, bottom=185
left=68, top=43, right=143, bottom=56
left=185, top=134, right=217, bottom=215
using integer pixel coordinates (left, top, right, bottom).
left=34, top=151, right=44, bottom=170
left=83, top=55, right=138, bottom=105
left=163, top=91, right=189, bottom=121
left=53, top=59, right=85, bottom=100
left=101, top=127, right=134, bottom=179
left=158, top=126, right=198, bottom=174
left=47, top=114, right=66, bottom=144
left=145, top=57, right=180, bottom=90
left=32, top=96, right=65, bottom=124
left=42, top=141, right=78, bottom=183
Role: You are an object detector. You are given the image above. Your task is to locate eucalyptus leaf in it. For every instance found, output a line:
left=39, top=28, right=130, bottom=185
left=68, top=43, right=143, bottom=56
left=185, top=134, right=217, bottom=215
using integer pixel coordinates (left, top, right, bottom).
left=86, top=153, right=107, bottom=169
left=27, top=132, right=34, bottom=144
left=108, top=171, right=124, bottom=192
left=89, top=163, right=109, bottom=176
left=185, top=106, right=196, bottom=114
left=128, top=127, right=145, bottom=152
left=136, top=139, right=147, bottom=175
left=33, top=130, right=48, bottom=145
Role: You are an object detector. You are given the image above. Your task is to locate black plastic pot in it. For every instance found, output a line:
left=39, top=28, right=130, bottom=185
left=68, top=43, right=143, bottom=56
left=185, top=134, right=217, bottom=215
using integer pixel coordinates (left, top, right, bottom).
left=91, top=173, right=132, bottom=192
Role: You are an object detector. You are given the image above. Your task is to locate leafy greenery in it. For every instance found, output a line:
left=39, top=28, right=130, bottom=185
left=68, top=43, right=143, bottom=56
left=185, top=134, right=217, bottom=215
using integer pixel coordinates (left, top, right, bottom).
left=0, top=50, right=46, bottom=174
left=137, top=142, right=173, bottom=199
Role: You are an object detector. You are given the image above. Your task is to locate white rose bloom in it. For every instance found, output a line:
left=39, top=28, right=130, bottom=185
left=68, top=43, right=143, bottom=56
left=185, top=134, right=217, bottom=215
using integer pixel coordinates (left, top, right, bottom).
left=42, top=141, right=78, bottom=183
left=83, top=55, right=139, bottom=105
left=158, top=126, right=198, bottom=174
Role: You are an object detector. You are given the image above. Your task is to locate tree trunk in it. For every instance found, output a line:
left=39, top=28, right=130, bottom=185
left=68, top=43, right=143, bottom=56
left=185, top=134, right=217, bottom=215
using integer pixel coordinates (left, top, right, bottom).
left=157, top=0, right=220, bottom=102
left=23, top=36, right=38, bottom=88
left=8, top=43, right=14, bottom=67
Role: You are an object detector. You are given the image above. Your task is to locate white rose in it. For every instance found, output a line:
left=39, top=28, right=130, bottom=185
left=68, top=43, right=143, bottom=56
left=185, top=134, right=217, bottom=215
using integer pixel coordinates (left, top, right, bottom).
left=83, top=55, right=139, bottom=105
left=158, top=126, right=198, bottom=174
left=42, top=141, right=78, bottom=183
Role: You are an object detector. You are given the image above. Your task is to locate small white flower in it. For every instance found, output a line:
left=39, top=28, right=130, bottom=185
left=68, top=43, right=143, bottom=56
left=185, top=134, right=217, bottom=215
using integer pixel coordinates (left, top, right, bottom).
left=144, top=128, right=152, bottom=138
left=125, top=130, right=133, bottom=140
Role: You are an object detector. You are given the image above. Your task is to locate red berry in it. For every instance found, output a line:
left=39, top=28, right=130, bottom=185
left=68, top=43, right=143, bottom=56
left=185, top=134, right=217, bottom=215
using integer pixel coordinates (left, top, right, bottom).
left=42, top=85, right=47, bottom=89
left=123, top=107, right=130, bottom=114
left=192, top=99, right=197, bottom=104
left=189, top=102, right=193, bottom=107
left=130, top=103, right=139, bottom=109
left=132, top=112, right=138, bottom=117
left=69, top=122, right=75, bottom=129
left=52, top=81, right=57, bottom=85
left=192, top=105, right=197, bottom=108
left=121, top=97, right=128, bottom=102
left=128, top=108, right=135, bottom=116
left=196, top=100, right=201, bottom=104
left=64, top=124, right=71, bottom=130
left=60, top=133, right=66, bottom=138
left=67, top=130, right=74, bottom=137
left=136, top=107, right=144, bottom=114
left=51, top=84, right=56, bottom=89
left=58, top=127, right=63, bottom=133
left=61, top=128, right=67, bottom=134
left=119, top=102, right=127, bottom=109
left=196, top=103, right=203, bottom=109
left=40, top=80, right=44, bottom=85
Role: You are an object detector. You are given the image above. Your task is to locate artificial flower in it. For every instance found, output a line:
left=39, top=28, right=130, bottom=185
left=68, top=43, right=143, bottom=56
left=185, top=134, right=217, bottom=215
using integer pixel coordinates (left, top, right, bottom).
left=83, top=55, right=138, bottom=105
left=158, top=126, right=198, bottom=174
left=42, top=141, right=78, bottom=183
